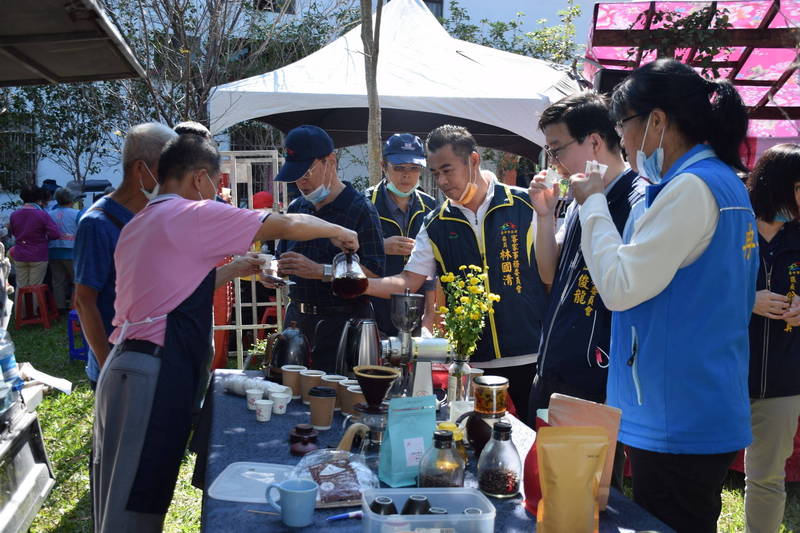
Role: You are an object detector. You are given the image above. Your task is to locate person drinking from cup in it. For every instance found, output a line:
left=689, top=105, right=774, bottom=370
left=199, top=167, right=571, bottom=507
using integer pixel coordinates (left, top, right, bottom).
left=571, top=58, right=757, bottom=533
left=92, top=132, right=358, bottom=533
left=365, top=133, right=438, bottom=336
left=365, top=125, right=548, bottom=421
left=273, top=125, right=385, bottom=374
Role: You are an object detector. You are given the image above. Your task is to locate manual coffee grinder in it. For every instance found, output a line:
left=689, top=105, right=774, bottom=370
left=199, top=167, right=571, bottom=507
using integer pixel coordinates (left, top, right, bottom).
left=351, top=365, right=400, bottom=473
left=384, top=290, right=425, bottom=396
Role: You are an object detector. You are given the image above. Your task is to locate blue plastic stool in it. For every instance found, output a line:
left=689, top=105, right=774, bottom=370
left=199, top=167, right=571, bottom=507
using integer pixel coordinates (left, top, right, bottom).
left=67, top=310, right=88, bottom=361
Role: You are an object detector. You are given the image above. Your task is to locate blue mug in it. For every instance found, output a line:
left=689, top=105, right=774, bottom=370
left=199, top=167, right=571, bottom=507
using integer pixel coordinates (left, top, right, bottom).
left=265, top=478, right=318, bottom=528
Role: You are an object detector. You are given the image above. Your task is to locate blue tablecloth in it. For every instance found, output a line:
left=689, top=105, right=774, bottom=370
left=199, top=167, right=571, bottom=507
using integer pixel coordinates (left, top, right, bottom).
left=201, top=370, right=674, bottom=532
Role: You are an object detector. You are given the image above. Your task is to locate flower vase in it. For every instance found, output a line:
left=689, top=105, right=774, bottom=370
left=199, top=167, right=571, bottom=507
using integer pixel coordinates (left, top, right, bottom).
left=448, top=358, right=472, bottom=421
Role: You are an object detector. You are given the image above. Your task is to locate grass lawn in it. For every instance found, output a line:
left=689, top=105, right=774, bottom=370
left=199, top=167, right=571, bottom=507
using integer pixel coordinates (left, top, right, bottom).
left=11, top=316, right=800, bottom=532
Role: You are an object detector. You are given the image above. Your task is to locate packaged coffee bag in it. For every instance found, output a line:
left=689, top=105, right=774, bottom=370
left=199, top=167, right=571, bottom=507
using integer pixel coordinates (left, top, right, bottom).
left=536, top=426, right=608, bottom=533
left=378, top=395, right=437, bottom=487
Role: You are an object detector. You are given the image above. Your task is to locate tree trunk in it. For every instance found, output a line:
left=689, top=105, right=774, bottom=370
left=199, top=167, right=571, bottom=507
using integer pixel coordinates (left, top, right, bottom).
left=360, top=0, right=383, bottom=186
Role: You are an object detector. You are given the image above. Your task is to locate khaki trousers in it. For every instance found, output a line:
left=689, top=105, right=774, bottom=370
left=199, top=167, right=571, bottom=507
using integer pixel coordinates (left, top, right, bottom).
left=14, top=260, right=48, bottom=316
left=745, top=395, right=800, bottom=533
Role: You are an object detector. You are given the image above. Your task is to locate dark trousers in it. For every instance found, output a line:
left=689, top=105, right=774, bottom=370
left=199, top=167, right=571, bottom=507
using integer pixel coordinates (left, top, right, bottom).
left=483, top=363, right=536, bottom=425
left=285, top=299, right=373, bottom=374
left=628, top=446, right=737, bottom=533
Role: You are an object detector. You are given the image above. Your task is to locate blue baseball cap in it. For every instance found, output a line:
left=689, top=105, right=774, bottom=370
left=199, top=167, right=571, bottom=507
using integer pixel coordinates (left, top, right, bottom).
left=275, top=125, right=335, bottom=182
left=383, top=133, right=426, bottom=167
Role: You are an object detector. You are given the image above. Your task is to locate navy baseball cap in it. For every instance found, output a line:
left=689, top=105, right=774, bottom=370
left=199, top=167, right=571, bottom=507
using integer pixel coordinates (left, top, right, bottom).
left=383, top=133, right=426, bottom=167
left=275, top=125, right=335, bottom=182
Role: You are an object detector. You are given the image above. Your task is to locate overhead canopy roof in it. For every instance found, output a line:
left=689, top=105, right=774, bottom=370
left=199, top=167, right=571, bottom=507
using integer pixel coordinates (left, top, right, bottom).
left=0, top=0, right=145, bottom=86
left=584, top=0, right=800, bottom=137
left=208, top=0, right=580, bottom=159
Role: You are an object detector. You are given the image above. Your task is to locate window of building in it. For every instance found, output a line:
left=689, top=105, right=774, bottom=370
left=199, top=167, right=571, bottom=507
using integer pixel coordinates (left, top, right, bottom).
left=254, top=0, right=295, bottom=14
left=0, top=131, right=37, bottom=192
left=424, top=0, right=443, bottom=18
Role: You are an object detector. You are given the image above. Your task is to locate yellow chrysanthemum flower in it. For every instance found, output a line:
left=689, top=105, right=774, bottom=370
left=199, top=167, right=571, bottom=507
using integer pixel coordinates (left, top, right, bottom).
left=457, top=281, right=465, bottom=289
left=468, top=286, right=483, bottom=294
left=469, top=277, right=480, bottom=286
left=438, top=306, right=449, bottom=314
left=458, top=265, right=467, bottom=270
left=440, top=273, right=455, bottom=283
left=468, top=264, right=480, bottom=271
left=470, top=312, right=481, bottom=320
left=455, top=306, right=464, bottom=314
left=460, top=296, right=470, bottom=304
left=489, top=293, right=501, bottom=302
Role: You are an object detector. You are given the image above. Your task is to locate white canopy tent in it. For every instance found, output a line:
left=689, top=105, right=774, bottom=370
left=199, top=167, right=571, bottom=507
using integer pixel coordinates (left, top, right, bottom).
left=208, top=0, right=580, bottom=159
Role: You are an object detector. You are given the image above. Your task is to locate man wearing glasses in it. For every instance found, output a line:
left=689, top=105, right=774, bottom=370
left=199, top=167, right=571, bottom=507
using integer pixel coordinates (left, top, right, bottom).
left=527, top=92, right=645, bottom=435
left=365, top=134, right=438, bottom=336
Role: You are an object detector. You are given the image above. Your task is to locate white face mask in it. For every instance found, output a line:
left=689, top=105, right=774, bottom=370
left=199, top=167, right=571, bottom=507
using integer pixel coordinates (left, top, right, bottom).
left=301, top=161, right=332, bottom=204
left=140, top=165, right=160, bottom=201
left=197, top=174, right=217, bottom=201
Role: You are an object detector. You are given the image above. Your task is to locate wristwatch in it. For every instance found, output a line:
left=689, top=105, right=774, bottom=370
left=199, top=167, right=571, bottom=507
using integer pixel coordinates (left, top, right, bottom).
left=321, top=264, right=333, bottom=283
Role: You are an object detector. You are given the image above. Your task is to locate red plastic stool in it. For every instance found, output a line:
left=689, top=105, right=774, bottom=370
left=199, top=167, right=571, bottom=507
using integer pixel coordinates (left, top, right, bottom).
left=256, top=298, right=278, bottom=340
left=15, top=284, right=59, bottom=329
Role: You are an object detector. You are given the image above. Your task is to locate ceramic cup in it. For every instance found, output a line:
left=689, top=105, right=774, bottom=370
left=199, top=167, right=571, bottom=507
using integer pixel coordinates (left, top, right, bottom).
left=281, top=365, right=307, bottom=399
left=299, top=370, right=325, bottom=405
left=245, top=388, right=262, bottom=411
left=308, top=386, right=337, bottom=430
left=270, top=392, right=290, bottom=415
left=337, top=379, right=359, bottom=415
left=401, top=494, right=431, bottom=515
left=321, top=374, right=347, bottom=411
left=255, top=399, right=273, bottom=422
left=266, top=479, right=319, bottom=528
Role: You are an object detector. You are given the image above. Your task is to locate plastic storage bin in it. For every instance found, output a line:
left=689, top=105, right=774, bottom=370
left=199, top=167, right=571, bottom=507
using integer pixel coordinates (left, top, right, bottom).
left=361, top=487, right=496, bottom=533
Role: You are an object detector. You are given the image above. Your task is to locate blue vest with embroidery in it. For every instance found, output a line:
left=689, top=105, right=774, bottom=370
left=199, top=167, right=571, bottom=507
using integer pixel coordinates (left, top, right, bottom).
left=424, top=184, right=546, bottom=362
left=608, top=146, right=757, bottom=454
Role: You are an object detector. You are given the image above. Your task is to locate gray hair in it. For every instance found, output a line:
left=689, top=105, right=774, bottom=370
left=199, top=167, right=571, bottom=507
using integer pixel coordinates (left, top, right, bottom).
left=54, top=187, right=74, bottom=205
left=122, top=122, right=177, bottom=172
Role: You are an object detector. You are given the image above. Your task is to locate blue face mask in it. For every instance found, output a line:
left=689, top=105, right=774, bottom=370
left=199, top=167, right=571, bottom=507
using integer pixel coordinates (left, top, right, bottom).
left=635, top=113, right=666, bottom=184
left=775, top=210, right=794, bottom=223
left=301, top=161, right=331, bottom=204
left=386, top=180, right=416, bottom=198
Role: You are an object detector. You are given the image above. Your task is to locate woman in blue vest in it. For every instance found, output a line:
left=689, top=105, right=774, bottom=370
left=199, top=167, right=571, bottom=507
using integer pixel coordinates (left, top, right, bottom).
left=571, top=59, right=757, bottom=532
left=744, top=144, right=800, bottom=533
left=365, top=134, right=437, bottom=336
left=48, top=187, right=80, bottom=310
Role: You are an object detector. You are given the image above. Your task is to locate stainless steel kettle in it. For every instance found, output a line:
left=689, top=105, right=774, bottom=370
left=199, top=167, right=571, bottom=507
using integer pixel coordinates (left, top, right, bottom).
left=334, top=319, right=381, bottom=376
left=261, top=321, right=311, bottom=378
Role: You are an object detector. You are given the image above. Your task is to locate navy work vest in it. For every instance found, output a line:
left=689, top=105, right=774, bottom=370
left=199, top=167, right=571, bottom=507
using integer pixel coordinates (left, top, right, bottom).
left=424, top=183, right=547, bottom=363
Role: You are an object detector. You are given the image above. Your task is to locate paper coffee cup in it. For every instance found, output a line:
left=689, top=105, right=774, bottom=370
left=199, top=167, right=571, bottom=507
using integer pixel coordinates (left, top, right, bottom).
left=270, top=392, right=290, bottom=415
left=246, top=388, right=262, bottom=411
left=281, top=365, right=307, bottom=399
left=337, top=380, right=359, bottom=415
left=341, top=385, right=366, bottom=416
left=321, top=374, right=347, bottom=411
left=299, top=370, right=325, bottom=405
left=308, top=386, right=337, bottom=430
left=255, top=399, right=273, bottom=422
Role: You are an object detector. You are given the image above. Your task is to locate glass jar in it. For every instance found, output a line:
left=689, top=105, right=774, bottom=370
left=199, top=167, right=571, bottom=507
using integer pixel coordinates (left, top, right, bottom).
left=473, top=375, right=509, bottom=416
left=447, top=358, right=471, bottom=404
left=476, top=421, right=521, bottom=498
left=418, top=430, right=465, bottom=488
left=437, top=421, right=468, bottom=465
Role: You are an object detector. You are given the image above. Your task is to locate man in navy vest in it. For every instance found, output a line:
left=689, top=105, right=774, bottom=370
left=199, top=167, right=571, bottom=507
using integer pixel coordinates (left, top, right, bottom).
left=366, top=125, right=548, bottom=420
left=365, top=134, right=438, bottom=336
left=528, top=92, right=646, bottom=423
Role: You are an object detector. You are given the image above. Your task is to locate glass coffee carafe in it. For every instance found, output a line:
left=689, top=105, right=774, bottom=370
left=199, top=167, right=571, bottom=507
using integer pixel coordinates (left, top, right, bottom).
left=332, top=252, right=368, bottom=299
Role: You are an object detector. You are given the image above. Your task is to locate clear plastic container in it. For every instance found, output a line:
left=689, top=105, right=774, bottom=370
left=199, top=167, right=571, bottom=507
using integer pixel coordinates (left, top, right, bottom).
left=361, top=487, right=496, bottom=533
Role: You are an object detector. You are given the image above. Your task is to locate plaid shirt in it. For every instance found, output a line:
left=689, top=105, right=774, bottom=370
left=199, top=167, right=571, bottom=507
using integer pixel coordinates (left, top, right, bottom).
left=277, top=182, right=385, bottom=307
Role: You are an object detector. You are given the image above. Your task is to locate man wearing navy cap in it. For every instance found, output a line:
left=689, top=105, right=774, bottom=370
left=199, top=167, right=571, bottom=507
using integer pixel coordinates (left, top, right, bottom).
left=365, top=134, right=438, bottom=336
left=275, top=125, right=385, bottom=373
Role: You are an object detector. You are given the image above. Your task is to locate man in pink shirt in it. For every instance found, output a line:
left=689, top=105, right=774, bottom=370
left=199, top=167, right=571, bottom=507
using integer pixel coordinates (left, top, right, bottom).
left=92, top=133, right=357, bottom=532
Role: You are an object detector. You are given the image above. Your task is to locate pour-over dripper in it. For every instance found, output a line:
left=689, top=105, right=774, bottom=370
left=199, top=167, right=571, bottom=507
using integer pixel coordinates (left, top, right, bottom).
left=353, top=365, right=400, bottom=410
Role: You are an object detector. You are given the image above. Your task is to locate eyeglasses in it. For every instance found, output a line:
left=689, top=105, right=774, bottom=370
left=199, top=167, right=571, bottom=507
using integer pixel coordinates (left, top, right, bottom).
left=390, top=164, right=422, bottom=173
left=544, top=139, right=578, bottom=163
left=615, top=112, right=646, bottom=136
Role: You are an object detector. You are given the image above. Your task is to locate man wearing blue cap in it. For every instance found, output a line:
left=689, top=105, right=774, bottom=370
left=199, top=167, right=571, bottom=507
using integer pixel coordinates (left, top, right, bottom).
left=274, top=125, right=385, bottom=373
left=365, top=133, right=438, bottom=336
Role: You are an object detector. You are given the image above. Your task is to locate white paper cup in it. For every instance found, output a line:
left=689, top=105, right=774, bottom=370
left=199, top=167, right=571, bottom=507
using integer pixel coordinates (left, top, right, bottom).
left=270, top=392, right=290, bottom=415
left=255, top=399, right=273, bottom=422
left=246, top=388, right=263, bottom=410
